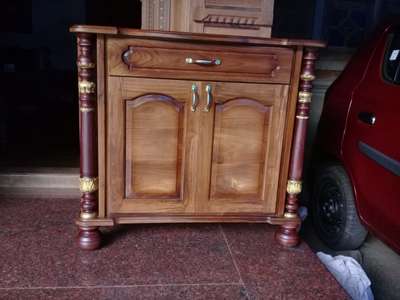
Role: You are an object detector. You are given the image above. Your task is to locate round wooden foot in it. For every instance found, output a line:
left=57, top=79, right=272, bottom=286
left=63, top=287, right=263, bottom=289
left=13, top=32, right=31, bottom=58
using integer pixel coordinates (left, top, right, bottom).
left=78, top=226, right=101, bottom=250
left=275, top=224, right=300, bottom=247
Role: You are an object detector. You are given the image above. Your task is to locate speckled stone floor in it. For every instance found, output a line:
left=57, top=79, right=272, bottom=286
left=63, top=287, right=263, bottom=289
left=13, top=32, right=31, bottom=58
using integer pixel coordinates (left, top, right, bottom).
left=0, top=197, right=348, bottom=299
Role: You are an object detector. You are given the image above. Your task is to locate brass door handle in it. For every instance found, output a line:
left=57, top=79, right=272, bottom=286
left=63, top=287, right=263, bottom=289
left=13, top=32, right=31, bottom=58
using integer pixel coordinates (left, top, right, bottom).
left=204, top=84, right=212, bottom=112
left=185, top=57, right=222, bottom=66
left=191, top=83, right=199, bottom=112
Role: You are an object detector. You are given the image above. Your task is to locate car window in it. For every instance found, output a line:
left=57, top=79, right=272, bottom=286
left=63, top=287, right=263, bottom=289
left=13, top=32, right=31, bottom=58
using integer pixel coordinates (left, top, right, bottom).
left=383, top=32, right=400, bottom=85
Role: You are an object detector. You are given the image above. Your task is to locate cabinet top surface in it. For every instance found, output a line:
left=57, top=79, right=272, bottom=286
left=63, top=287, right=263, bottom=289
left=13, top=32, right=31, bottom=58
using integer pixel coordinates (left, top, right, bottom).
left=70, top=25, right=326, bottom=48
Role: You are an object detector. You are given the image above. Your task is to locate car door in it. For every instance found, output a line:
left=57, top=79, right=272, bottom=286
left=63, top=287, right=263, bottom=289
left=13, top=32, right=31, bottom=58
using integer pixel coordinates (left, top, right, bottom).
left=342, top=26, right=400, bottom=251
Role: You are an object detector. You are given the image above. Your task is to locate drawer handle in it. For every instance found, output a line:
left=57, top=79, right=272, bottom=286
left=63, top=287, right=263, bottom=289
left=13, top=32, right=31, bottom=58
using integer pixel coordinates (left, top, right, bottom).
left=204, top=84, right=212, bottom=112
left=122, top=47, right=135, bottom=70
left=185, top=57, right=222, bottom=66
left=191, top=84, right=199, bottom=112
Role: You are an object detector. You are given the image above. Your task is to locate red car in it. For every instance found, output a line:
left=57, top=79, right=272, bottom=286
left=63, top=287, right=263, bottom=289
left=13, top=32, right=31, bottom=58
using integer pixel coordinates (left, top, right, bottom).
left=312, top=23, right=400, bottom=253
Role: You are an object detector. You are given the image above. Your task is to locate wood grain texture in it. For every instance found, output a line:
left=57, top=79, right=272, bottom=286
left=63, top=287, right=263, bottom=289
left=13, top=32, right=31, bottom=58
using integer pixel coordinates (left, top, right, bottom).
left=211, top=99, right=271, bottom=200
left=141, top=0, right=171, bottom=30
left=125, top=94, right=184, bottom=199
left=108, top=38, right=293, bottom=84
left=143, top=0, right=274, bottom=38
left=203, top=82, right=289, bottom=214
left=76, top=214, right=299, bottom=225
left=107, top=77, right=200, bottom=214
left=171, top=0, right=191, bottom=32
left=203, top=26, right=271, bottom=38
left=107, top=78, right=288, bottom=216
left=70, top=25, right=118, bottom=34
left=113, top=213, right=276, bottom=224
left=70, top=25, right=326, bottom=48
left=171, top=0, right=274, bottom=38
left=96, top=35, right=106, bottom=218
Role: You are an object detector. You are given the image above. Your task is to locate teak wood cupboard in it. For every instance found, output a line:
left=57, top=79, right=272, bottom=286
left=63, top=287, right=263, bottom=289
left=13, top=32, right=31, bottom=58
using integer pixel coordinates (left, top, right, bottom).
left=70, top=25, right=324, bottom=250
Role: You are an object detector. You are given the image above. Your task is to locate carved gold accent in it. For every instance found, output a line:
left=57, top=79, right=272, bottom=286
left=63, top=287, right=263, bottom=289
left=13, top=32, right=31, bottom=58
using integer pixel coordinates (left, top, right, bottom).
left=80, top=107, right=94, bottom=113
left=79, top=177, right=99, bottom=193
left=287, top=180, right=302, bottom=195
left=296, top=115, right=309, bottom=120
left=80, top=211, right=97, bottom=220
left=78, top=62, right=96, bottom=69
left=300, top=73, right=316, bottom=81
left=284, top=212, right=298, bottom=218
left=79, top=80, right=96, bottom=94
left=298, top=91, right=312, bottom=103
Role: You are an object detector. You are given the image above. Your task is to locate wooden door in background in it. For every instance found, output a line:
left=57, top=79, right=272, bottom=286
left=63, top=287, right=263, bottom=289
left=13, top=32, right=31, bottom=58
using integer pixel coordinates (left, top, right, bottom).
left=141, top=0, right=274, bottom=38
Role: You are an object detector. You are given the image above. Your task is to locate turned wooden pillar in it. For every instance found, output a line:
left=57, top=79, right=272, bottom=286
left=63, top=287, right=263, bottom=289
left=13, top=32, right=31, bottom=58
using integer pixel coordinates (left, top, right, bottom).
left=76, top=33, right=101, bottom=250
left=276, top=48, right=318, bottom=247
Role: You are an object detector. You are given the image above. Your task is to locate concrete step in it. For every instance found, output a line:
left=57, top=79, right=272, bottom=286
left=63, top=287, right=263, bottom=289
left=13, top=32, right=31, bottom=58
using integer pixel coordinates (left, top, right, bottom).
left=0, top=168, right=79, bottom=198
left=0, top=167, right=79, bottom=189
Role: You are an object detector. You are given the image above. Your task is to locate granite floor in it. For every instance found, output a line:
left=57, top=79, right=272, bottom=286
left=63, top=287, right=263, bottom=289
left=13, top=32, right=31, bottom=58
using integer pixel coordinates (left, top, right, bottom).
left=0, top=197, right=348, bottom=299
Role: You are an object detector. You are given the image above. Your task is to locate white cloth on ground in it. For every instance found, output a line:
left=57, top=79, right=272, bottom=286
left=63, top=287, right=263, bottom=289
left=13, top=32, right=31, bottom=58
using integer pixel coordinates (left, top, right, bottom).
left=317, top=252, right=374, bottom=300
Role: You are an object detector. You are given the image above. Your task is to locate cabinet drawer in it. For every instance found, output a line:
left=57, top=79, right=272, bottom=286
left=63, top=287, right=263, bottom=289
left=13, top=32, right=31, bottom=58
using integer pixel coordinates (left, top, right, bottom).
left=107, top=38, right=293, bottom=84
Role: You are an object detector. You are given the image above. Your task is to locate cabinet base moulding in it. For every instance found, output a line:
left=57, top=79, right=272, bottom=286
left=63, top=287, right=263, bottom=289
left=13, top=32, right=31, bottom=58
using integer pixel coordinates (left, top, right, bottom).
left=76, top=214, right=301, bottom=227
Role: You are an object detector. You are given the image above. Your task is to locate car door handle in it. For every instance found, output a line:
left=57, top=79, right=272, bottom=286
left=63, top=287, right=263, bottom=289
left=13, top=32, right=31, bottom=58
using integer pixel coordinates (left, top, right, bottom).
left=358, top=112, right=376, bottom=125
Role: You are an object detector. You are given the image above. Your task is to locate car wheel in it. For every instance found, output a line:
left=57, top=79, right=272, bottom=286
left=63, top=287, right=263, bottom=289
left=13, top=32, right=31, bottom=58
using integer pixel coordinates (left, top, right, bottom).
left=312, top=163, right=367, bottom=250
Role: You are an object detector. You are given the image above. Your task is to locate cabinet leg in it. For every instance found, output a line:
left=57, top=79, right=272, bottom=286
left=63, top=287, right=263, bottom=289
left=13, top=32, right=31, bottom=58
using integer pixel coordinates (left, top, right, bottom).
left=275, top=222, right=300, bottom=247
left=276, top=48, right=318, bottom=248
left=77, top=226, right=101, bottom=250
left=75, top=33, right=100, bottom=251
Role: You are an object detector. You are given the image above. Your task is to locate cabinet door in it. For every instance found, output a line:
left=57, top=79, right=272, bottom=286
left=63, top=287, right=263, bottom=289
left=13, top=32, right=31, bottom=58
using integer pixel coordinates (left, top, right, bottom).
left=107, top=77, right=200, bottom=214
left=197, top=82, right=289, bottom=214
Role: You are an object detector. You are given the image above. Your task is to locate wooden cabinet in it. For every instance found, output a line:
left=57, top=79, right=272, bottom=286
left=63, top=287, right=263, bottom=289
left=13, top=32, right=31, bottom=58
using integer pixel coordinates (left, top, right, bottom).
left=108, top=78, right=287, bottom=215
left=70, top=25, right=324, bottom=250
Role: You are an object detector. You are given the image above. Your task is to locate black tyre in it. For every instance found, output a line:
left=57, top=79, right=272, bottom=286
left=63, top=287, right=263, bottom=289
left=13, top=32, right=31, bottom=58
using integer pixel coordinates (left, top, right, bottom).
left=312, top=163, right=367, bottom=250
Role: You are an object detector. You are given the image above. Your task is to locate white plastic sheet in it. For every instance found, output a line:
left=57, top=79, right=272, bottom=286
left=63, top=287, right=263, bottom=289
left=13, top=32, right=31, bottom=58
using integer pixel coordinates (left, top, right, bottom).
left=317, top=252, right=374, bottom=300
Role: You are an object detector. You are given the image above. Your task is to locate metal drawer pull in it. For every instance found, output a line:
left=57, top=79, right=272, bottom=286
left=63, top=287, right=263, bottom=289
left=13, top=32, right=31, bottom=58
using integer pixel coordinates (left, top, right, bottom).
left=191, top=84, right=199, bottom=112
left=204, top=84, right=212, bottom=112
left=185, top=57, right=222, bottom=66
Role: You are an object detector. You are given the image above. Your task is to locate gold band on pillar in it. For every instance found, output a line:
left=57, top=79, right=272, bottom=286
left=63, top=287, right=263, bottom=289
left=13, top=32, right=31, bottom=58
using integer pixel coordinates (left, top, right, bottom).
left=78, top=80, right=96, bottom=94
left=80, top=211, right=97, bottom=220
left=298, top=91, right=312, bottom=103
left=77, top=62, right=96, bottom=69
left=80, top=107, right=95, bottom=113
left=286, top=179, right=302, bottom=195
left=284, top=180, right=301, bottom=218
left=284, top=212, right=298, bottom=218
left=296, top=115, right=309, bottom=120
left=79, top=177, right=99, bottom=193
left=300, top=72, right=316, bottom=81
